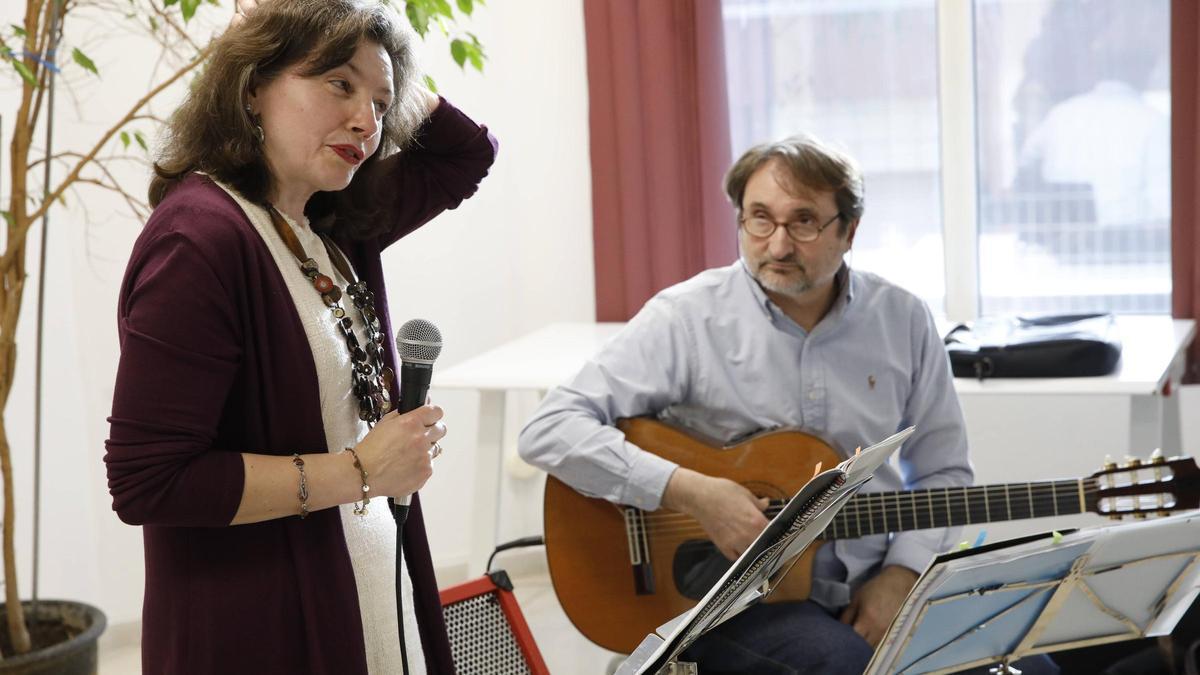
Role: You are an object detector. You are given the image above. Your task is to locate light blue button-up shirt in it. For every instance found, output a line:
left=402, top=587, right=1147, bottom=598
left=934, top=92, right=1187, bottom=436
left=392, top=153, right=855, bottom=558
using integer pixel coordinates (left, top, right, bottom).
left=519, top=260, right=972, bottom=604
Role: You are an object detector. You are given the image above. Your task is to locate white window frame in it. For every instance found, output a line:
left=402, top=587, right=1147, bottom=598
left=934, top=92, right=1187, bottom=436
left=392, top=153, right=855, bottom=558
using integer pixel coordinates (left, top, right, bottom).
left=937, top=0, right=980, bottom=322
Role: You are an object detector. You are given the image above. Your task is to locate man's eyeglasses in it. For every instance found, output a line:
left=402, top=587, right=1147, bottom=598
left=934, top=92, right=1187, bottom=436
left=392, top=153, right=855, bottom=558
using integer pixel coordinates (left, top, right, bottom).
left=738, top=211, right=842, bottom=243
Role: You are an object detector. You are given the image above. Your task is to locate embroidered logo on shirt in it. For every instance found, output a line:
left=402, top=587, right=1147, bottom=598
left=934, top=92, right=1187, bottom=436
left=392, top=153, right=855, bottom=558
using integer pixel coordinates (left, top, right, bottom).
left=868, top=375, right=876, bottom=390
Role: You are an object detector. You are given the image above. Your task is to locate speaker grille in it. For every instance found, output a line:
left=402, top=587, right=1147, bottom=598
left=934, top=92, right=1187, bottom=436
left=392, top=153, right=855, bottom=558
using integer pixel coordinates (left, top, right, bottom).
left=443, top=592, right=531, bottom=675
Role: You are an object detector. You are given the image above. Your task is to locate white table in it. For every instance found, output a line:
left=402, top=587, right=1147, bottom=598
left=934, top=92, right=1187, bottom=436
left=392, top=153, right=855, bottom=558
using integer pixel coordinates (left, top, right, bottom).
left=433, top=316, right=1195, bottom=573
left=944, top=316, right=1195, bottom=458
left=434, top=323, right=625, bottom=572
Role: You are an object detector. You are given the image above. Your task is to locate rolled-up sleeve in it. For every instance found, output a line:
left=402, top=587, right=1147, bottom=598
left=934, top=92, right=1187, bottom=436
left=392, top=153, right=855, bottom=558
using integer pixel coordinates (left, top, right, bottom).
left=884, top=304, right=974, bottom=573
left=518, top=300, right=692, bottom=511
left=105, top=226, right=245, bottom=527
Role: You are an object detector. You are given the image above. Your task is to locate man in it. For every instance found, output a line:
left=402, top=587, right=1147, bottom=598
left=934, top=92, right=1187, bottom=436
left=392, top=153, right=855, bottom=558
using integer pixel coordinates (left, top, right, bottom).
left=519, top=136, right=1051, bottom=674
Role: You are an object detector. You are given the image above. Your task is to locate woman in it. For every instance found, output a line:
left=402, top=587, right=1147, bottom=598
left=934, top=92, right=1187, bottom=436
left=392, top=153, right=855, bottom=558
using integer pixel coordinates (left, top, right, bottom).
left=103, top=1, right=496, bottom=672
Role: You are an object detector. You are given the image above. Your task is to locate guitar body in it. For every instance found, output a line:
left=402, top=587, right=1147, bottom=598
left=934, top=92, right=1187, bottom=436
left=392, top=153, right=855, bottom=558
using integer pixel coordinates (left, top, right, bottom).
left=543, top=418, right=840, bottom=654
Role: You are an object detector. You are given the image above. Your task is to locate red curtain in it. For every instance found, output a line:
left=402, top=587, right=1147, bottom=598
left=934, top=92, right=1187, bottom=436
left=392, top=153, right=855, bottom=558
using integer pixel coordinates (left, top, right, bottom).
left=584, top=0, right=736, bottom=321
left=1172, top=0, right=1200, bottom=382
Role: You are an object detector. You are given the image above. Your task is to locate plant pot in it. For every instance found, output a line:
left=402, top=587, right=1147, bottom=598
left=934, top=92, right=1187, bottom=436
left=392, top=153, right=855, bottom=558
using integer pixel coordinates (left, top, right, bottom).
left=0, top=600, right=106, bottom=674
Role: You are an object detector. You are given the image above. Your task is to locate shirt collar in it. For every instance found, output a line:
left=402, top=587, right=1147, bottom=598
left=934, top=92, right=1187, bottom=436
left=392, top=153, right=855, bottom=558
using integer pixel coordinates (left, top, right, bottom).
left=737, top=258, right=856, bottom=320
left=835, top=263, right=855, bottom=306
left=737, top=258, right=775, bottom=319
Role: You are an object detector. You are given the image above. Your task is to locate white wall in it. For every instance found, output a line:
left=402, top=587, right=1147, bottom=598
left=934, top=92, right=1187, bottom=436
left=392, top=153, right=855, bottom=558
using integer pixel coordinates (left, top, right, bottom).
left=391, top=1, right=596, bottom=576
left=0, top=0, right=593, bottom=630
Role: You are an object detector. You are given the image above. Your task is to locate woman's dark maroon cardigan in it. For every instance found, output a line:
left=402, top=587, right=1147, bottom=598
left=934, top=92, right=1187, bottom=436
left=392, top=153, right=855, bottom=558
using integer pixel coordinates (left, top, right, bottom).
left=104, top=99, right=496, bottom=674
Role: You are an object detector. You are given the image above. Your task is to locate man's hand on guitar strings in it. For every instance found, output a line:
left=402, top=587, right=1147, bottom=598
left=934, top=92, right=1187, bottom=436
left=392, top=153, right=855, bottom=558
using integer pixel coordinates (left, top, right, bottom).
left=661, top=467, right=770, bottom=560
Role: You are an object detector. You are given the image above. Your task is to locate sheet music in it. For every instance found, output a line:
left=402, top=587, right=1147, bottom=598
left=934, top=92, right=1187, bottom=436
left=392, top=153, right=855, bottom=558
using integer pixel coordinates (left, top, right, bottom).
left=867, top=511, right=1200, bottom=675
left=617, top=426, right=914, bottom=675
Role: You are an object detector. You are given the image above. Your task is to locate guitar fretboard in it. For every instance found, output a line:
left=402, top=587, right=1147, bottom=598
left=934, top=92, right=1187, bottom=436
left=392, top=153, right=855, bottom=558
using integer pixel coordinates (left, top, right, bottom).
left=762, top=478, right=1095, bottom=540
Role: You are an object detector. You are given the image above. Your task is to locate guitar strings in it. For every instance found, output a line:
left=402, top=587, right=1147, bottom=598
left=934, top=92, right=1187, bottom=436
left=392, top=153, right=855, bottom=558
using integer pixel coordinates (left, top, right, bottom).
left=621, top=480, right=1164, bottom=540
left=635, top=489, right=1108, bottom=533
left=637, top=480, right=1103, bottom=525
left=626, top=491, right=1116, bottom=542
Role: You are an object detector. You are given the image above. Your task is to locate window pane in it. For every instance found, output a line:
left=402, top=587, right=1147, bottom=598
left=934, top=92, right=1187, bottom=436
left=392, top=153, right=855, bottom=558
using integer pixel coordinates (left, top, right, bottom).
left=974, top=0, right=1171, bottom=315
left=723, top=0, right=945, bottom=313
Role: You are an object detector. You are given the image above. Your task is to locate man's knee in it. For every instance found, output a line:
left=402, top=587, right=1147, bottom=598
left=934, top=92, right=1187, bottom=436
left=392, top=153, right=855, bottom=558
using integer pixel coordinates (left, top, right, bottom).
left=703, top=601, right=874, bottom=674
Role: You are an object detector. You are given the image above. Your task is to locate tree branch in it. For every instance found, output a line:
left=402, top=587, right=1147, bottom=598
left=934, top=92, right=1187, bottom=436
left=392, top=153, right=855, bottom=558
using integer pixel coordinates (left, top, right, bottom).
left=74, top=174, right=148, bottom=216
left=2, top=46, right=210, bottom=273
left=75, top=174, right=149, bottom=219
left=28, top=151, right=153, bottom=173
left=27, top=0, right=61, bottom=130
left=24, top=151, right=78, bottom=172
left=148, top=1, right=201, bottom=53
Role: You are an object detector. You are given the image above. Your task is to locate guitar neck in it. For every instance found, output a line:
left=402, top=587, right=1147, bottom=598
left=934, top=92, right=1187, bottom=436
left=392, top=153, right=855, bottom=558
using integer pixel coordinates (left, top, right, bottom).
left=812, top=478, right=1095, bottom=540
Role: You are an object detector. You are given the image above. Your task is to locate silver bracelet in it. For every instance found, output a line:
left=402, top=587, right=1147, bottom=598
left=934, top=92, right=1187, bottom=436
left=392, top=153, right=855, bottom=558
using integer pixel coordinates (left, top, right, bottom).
left=291, top=454, right=310, bottom=518
left=345, top=447, right=371, bottom=516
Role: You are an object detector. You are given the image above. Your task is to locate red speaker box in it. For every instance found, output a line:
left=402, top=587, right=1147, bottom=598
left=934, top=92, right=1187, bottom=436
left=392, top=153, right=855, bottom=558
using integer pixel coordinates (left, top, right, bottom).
left=440, top=570, right=550, bottom=675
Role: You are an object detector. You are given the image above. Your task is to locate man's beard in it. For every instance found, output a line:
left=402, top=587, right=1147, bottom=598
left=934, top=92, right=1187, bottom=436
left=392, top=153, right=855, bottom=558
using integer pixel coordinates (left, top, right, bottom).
left=751, top=256, right=813, bottom=296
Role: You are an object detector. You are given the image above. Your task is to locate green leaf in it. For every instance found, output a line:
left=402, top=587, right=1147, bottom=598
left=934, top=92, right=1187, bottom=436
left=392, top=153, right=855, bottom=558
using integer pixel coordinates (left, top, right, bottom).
left=467, top=49, right=483, bottom=71
left=163, top=0, right=180, bottom=6
left=449, top=38, right=467, bottom=68
left=72, top=48, right=99, bottom=76
left=460, top=33, right=486, bottom=72
left=10, top=59, right=37, bottom=88
left=431, top=0, right=454, bottom=18
left=455, top=0, right=473, bottom=15
left=0, top=211, right=12, bottom=227
left=180, top=0, right=201, bottom=21
left=451, top=33, right=482, bottom=71
left=423, top=74, right=438, bottom=93
left=134, top=131, right=148, bottom=151
left=11, top=24, right=27, bottom=38
left=149, top=16, right=159, bottom=32
left=405, top=3, right=431, bottom=37
left=120, top=131, right=131, bottom=149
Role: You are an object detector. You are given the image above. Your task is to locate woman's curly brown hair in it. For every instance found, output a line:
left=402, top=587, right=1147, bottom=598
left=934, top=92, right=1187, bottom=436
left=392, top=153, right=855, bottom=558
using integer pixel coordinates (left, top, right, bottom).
left=150, top=0, right=425, bottom=238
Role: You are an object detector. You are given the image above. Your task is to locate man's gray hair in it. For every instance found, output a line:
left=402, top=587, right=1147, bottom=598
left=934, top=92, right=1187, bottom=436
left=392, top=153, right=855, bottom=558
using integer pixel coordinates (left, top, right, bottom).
left=723, top=134, right=865, bottom=235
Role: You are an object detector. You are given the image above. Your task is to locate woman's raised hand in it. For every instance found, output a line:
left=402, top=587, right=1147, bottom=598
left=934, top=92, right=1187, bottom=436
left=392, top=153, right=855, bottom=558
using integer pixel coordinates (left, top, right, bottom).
left=230, top=0, right=260, bottom=28
left=353, top=404, right=446, bottom=498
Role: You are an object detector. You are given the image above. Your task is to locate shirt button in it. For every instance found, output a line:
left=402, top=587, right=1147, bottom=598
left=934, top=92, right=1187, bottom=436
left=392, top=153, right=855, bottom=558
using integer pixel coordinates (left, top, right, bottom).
left=808, top=390, right=819, bottom=400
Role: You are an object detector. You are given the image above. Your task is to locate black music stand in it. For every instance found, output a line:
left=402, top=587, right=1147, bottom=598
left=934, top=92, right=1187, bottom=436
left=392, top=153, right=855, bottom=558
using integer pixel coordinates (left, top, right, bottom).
left=615, top=427, right=915, bottom=675
left=866, top=511, right=1200, bottom=674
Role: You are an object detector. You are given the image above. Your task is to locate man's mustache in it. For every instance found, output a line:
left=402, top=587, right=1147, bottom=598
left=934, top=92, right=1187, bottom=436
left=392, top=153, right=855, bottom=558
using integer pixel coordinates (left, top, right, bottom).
left=759, top=256, right=803, bottom=270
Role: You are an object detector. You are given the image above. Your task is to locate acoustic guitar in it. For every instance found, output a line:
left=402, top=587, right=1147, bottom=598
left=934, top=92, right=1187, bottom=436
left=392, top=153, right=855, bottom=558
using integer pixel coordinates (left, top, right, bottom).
left=542, top=417, right=1200, bottom=654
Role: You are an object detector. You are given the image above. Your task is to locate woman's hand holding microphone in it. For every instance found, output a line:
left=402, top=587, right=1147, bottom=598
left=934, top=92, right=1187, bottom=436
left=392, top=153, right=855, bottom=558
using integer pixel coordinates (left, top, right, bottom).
left=352, top=404, right=446, bottom=499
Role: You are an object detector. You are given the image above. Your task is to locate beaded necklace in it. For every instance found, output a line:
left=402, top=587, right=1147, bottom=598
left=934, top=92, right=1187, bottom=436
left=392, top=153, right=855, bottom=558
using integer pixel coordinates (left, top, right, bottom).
left=266, top=205, right=393, bottom=424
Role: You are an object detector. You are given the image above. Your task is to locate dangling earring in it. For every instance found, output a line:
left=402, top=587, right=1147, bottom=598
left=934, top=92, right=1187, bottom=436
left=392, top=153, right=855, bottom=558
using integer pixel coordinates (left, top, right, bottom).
left=245, top=104, right=265, bottom=144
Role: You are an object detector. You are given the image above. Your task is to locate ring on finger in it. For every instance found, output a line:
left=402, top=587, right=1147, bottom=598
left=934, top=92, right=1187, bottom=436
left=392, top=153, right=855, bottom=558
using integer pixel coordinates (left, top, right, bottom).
left=430, top=442, right=443, bottom=459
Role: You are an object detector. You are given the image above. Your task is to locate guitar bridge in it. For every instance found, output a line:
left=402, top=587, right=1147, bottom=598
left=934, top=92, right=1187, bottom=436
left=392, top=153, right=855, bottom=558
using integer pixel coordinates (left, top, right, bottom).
left=624, top=507, right=655, bottom=595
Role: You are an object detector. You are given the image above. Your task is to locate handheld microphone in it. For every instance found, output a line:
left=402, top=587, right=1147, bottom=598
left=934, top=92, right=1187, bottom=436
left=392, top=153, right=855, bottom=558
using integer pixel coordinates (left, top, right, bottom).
left=390, top=319, right=442, bottom=520
left=395, top=318, right=443, bottom=415
left=391, top=319, right=441, bottom=671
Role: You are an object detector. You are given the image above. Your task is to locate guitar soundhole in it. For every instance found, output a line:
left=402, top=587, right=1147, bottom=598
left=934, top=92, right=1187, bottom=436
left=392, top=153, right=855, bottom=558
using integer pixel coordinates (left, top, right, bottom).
left=672, top=540, right=733, bottom=600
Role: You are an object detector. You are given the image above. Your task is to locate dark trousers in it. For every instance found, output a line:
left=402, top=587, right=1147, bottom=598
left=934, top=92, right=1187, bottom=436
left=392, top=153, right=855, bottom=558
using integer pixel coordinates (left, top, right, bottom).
left=680, top=600, right=1061, bottom=675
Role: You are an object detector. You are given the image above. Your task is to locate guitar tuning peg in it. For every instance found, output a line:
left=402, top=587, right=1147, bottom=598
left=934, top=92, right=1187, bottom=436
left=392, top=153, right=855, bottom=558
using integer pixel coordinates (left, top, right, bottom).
left=1109, top=514, right=1124, bottom=521
left=1123, top=456, right=1142, bottom=468
left=1158, top=510, right=1172, bottom=518
left=1150, top=448, right=1166, bottom=464
left=1103, top=455, right=1117, bottom=470
left=1134, top=512, right=1148, bottom=520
